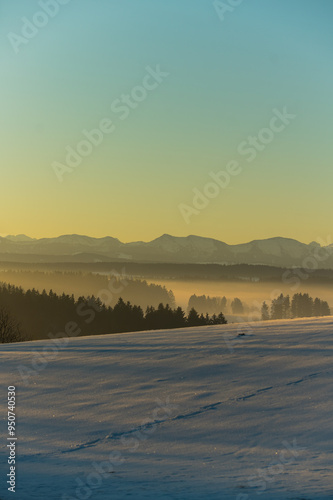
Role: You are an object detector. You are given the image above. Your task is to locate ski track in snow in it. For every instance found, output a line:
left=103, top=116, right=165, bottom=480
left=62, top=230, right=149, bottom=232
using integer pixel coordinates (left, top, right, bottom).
left=59, top=369, right=330, bottom=456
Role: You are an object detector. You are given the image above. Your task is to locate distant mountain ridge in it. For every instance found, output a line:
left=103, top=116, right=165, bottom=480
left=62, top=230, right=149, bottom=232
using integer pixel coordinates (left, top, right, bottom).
left=0, top=234, right=332, bottom=268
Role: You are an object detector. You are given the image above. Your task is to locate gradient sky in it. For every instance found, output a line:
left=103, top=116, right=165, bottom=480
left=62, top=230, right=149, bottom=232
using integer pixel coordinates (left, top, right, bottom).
left=1, top=0, right=332, bottom=244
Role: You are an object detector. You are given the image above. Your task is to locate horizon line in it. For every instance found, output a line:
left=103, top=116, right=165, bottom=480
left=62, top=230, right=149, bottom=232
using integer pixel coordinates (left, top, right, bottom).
left=1, top=233, right=321, bottom=247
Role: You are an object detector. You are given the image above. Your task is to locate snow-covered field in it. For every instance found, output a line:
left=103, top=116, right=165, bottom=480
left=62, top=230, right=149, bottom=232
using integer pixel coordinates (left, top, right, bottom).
left=1, top=317, right=333, bottom=500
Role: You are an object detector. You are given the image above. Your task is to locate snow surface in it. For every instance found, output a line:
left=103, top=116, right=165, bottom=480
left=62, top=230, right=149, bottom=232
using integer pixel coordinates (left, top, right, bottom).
left=1, top=317, right=333, bottom=499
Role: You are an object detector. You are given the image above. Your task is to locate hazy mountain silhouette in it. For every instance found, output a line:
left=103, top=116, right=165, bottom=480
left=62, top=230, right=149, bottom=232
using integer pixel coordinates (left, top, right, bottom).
left=5, top=234, right=36, bottom=242
left=0, top=234, right=332, bottom=268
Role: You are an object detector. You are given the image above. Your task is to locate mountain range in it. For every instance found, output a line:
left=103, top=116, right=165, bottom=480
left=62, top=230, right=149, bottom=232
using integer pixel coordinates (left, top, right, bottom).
left=0, top=234, right=332, bottom=268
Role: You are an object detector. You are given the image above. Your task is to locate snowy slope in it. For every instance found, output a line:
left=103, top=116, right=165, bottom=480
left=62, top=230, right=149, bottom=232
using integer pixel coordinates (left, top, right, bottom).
left=1, top=318, right=333, bottom=499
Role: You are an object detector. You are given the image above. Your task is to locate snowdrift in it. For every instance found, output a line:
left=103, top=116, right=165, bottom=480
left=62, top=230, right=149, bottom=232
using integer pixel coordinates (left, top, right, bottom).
left=1, top=317, right=332, bottom=499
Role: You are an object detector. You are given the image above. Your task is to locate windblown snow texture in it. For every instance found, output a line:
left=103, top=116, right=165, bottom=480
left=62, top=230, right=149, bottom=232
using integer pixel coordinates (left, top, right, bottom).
left=1, top=317, right=332, bottom=499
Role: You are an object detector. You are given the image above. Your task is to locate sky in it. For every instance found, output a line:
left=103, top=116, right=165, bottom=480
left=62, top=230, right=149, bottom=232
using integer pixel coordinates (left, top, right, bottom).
left=1, top=0, right=332, bottom=244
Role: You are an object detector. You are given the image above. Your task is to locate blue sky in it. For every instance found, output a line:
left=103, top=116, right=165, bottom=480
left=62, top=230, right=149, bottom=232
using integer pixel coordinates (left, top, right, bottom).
left=1, top=0, right=332, bottom=243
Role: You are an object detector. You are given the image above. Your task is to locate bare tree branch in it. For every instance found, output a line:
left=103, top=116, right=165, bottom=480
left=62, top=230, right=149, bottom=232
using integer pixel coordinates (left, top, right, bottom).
left=0, top=308, right=25, bottom=343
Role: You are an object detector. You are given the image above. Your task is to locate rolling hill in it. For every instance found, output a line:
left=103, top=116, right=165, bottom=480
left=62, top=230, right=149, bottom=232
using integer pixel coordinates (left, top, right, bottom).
left=1, top=317, right=333, bottom=499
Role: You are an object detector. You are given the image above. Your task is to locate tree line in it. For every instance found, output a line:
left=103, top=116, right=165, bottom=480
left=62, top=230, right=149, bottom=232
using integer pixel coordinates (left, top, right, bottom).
left=188, top=294, right=244, bottom=315
left=261, top=293, right=330, bottom=320
left=0, top=270, right=176, bottom=309
left=0, top=282, right=227, bottom=343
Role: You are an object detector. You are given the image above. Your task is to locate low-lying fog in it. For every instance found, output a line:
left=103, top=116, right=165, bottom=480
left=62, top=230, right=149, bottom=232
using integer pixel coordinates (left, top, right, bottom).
left=0, top=268, right=331, bottom=322
left=146, top=278, right=333, bottom=321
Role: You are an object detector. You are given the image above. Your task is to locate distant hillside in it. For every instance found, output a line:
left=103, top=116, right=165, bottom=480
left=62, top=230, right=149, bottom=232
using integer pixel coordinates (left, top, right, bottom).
left=1, top=234, right=333, bottom=268
left=2, top=262, right=333, bottom=285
